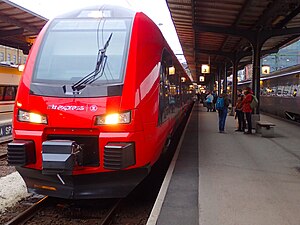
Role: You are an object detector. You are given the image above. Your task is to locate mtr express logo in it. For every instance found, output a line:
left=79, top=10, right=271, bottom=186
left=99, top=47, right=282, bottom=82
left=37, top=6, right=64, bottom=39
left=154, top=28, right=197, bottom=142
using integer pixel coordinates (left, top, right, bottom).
left=48, top=104, right=98, bottom=112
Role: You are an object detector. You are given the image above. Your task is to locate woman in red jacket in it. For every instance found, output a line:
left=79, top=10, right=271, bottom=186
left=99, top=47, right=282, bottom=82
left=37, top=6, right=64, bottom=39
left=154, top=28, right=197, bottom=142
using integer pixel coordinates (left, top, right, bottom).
left=242, top=87, right=253, bottom=134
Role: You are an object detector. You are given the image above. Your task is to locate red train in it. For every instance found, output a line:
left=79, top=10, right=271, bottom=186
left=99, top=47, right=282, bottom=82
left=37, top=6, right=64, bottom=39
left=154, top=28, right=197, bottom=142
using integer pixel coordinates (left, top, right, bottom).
left=8, top=4, right=193, bottom=199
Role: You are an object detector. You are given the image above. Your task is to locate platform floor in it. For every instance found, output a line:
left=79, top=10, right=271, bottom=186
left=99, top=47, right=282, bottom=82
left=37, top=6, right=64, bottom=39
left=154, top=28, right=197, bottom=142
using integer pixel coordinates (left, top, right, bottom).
left=150, top=103, right=300, bottom=225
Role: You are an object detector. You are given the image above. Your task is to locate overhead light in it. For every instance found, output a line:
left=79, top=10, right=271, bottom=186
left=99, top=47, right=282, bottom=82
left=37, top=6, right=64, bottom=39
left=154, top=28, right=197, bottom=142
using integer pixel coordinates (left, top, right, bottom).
left=201, top=64, right=210, bottom=74
left=169, top=66, right=175, bottom=75
left=199, top=76, right=205, bottom=82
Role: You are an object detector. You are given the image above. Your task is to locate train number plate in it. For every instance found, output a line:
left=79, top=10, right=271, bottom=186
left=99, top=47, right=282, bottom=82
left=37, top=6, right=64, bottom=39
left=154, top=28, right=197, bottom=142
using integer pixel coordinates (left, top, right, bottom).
left=0, top=125, right=12, bottom=137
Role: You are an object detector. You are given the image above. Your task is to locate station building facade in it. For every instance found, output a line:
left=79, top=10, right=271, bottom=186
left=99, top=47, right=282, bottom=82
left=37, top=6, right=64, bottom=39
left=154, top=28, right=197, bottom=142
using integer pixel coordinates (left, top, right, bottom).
left=0, top=45, right=27, bottom=65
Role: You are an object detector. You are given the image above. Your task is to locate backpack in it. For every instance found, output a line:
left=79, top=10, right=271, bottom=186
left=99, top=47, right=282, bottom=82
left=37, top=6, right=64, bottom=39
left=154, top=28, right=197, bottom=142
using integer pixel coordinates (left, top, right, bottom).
left=250, top=95, right=258, bottom=109
left=216, top=97, right=224, bottom=110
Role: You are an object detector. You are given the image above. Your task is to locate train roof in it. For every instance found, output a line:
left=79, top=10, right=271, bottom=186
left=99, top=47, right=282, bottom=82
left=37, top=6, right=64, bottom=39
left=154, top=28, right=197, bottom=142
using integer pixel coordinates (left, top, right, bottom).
left=55, top=4, right=136, bottom=19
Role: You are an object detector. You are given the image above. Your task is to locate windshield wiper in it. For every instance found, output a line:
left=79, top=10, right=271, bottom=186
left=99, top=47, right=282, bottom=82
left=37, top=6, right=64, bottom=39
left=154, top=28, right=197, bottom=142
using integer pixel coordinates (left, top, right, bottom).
left=71, top=33, right=113, bottom=92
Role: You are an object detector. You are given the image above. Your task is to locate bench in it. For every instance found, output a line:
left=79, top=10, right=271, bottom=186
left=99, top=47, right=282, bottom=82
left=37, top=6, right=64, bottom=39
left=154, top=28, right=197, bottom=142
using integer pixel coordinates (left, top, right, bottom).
left=256, top=121, right=276, bottom=138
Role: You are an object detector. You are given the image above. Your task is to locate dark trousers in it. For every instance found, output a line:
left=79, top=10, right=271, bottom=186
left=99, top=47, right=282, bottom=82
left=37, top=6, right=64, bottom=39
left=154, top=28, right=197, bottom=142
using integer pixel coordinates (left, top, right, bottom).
left=245, top=112, right=252, bottom=133
left=236, top=110, right=245, bottom=131
left=206, top=102, right=213, bottom=111
left=218, top=108, right=228, bottom=131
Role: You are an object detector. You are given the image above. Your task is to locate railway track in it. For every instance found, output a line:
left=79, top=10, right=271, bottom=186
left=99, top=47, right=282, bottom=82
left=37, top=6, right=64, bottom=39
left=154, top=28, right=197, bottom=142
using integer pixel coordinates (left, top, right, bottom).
left=4, top=197, right=122, bottom=225
left=0, top=141, right=8, bottom=161
left=99, top=198, right=122, bottom=225
left=4, top=196, right=50, bottom=225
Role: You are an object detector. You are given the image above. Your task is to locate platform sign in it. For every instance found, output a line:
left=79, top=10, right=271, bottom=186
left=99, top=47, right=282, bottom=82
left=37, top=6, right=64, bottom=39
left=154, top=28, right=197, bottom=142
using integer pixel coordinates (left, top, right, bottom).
left=262, top=65, right=270, bottom=75
left=0, top=124, right=12, bottom=137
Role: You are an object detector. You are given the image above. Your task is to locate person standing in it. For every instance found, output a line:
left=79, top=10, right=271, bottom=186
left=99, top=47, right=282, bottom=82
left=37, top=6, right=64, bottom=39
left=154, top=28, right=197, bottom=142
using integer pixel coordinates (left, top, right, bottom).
left=205, top=92, right=214, bottom=112
left=235, top=89, right=245, bottom=132
left=217, top=91, right=230, bottom=133
left=242, top=87, right=253, bottom=134
left=212, top=90, right=218, bottom=112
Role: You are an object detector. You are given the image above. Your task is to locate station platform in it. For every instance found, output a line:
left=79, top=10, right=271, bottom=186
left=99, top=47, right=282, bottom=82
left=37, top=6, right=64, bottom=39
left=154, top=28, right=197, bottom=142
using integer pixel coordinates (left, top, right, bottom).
left=147, top=103, right=300, bottom=225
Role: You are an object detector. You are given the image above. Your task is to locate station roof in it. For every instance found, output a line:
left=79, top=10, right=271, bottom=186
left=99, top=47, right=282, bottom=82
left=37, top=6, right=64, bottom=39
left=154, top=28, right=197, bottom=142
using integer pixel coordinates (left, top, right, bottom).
left=166, top=0, right=300, bottom=82
left=0, top=0, right=47, bottom=54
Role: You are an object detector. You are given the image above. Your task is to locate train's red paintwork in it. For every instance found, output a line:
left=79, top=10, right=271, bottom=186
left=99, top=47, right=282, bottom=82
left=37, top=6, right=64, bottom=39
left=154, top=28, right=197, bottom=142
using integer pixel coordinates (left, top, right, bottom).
left=8, top=4, right=193, bottom=199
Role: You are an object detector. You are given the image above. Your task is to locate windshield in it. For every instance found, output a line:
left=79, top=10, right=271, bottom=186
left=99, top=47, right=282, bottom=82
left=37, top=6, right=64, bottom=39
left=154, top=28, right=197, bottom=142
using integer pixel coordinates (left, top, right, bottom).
left=32, top=18, right=132, bottom=86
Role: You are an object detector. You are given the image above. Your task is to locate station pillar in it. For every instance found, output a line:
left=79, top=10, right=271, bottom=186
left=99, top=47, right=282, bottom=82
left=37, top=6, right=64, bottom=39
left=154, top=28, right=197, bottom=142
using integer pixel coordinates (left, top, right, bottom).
left=250, top=38, right=263, bottom=126
left=217, top=66, right=222, bottom=96
left=223, top=63, right=227, bottom=93
left=229, top=59, right=239, bottom=116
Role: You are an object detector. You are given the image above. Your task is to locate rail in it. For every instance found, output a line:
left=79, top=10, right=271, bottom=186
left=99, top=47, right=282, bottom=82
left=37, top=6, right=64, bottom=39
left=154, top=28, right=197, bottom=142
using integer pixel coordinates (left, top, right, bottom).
left=4, top=196, right=50, bottom=225
left=100, top=198, right=122, bottom=225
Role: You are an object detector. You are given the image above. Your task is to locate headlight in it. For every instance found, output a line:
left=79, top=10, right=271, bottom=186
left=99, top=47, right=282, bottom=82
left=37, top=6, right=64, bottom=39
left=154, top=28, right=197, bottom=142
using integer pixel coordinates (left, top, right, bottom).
left=18, top=109, right=48, bottom=124
left=95, top=111, right=131, bottom=125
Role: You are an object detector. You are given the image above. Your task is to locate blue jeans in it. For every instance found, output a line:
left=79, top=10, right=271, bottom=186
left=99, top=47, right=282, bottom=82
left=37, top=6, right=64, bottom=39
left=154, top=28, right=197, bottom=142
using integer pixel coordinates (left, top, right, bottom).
left=218, top=108, right=228, bottom=131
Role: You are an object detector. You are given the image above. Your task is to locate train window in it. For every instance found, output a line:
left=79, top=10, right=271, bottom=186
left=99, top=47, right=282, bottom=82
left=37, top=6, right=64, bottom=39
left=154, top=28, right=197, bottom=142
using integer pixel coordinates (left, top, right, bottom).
left=158, top=50, right=177, bottom=124
left=263, top=87, right=268, bottom=96
left=3, top=86, right=17, bottom=101
left=0, top=86, right=4, bottom=101
left=292, top=87, right=297, bottom=97
left=158, top=62, right=168, bottom=124
left=270, top=87, right=276, bottom=96
left=283, top=85, right=292, bottom=96
left=33, top=18, right=132, bottom=86
left=276, top=86, right=283, bottom=96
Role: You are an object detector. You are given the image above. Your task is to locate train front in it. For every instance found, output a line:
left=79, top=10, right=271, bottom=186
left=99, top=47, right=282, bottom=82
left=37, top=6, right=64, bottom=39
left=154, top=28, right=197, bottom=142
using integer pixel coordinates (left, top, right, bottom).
left=8, top=5, right=147, bottom=199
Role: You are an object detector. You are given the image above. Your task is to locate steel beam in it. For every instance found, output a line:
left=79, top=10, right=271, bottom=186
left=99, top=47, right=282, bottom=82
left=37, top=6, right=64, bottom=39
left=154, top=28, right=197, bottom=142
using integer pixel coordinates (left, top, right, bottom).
left=0, top=28, right=24, bottom=37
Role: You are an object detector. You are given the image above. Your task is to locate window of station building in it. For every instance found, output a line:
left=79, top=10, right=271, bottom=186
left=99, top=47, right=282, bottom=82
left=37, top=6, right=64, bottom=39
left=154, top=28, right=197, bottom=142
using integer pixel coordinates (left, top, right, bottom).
left=0, top=52, right=4, bottom=61
left=18, top=56, right=21, bottom=64
left=283, top=85, right=292, bottom=96
left=13, top=55, right=16, bottom=64
left=23, top=56, right=27, bottom=64
left=7, top=53, right=11, bottom=62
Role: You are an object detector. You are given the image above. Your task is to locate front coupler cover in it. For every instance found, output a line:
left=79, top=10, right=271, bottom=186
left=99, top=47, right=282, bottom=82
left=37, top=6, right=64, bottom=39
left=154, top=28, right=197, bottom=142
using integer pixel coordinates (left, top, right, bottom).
left=42, top=140, right=77, bottom=175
